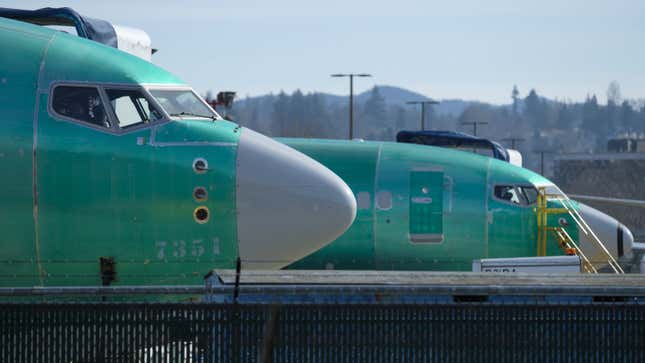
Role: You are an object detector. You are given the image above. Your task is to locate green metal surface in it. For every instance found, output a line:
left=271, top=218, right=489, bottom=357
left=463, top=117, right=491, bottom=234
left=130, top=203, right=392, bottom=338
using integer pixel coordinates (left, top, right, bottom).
left=0, top=18, right=239, bottom=287
left=0, top=16, right=587, bottom=288
left=0, top=20, right=48, bottom=286
left=284, top=138, right=576, bottom=271
left=284, top=140, right=379, bottom=270
left=409, top=171, right=443, bottom=236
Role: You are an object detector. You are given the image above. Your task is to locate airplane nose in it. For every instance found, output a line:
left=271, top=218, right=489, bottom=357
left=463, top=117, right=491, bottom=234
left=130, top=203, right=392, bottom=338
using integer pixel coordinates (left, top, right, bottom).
left=620, top=224, right=634, bottom=259
left=576, top=203, right=632, bottom=263
left=235, top=128, right=357, bottom=269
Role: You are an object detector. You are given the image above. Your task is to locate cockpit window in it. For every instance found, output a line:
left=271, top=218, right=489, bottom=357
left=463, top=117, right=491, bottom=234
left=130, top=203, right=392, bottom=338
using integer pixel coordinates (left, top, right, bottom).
left=105, top=88, right=163, bottom=129
left=51, top=85, right=218, bottom=132
left=495, top=185, right=522, bottom=205
left=519, top=186, right=539, bottom=205
left=148, top=89, right=216, bottom=119
left=494, top=185, right=539, bottom=206
left=52, top=86, right=110, bottom=128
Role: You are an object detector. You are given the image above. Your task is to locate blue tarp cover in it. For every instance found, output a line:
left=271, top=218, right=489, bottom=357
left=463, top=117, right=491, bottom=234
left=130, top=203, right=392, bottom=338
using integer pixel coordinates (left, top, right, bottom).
left=396, top=130, right=510, bottom=162
left=0, top=7, right=117, bottom=48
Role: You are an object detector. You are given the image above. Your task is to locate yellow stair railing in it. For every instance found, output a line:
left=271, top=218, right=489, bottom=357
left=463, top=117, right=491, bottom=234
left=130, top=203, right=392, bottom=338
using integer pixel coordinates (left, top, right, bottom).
left=535, top=187, right=623, bottom=274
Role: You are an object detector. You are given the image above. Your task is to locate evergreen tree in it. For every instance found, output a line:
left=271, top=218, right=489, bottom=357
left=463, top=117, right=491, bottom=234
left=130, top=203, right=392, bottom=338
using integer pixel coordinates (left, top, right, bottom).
left=523, top=89, right=543, bottom=126
left=362, top=86, right=387, bottom=137
left=557, top=104, right=575, bottom=129
left=271, top=91, right=289, bottom=136
left=605, top=82, right=623, bottom=133
left=302, top=93, right=329, bottom=138
left=218, top=84, right=642, bottom=158
left=394, top=105, right=407, bottom=131
left=620, top=100, right=635, bottom=132
left=607, top=81, right=622, bottom=105
left=511, top=85, right=520, bottom=116
left=287, top=90, right=306, bottom=137
left=247, top=98, right=261, bottom=132
left=582, top=94, right=600, bottom=130
left=581, top=94, right=607, bottom=150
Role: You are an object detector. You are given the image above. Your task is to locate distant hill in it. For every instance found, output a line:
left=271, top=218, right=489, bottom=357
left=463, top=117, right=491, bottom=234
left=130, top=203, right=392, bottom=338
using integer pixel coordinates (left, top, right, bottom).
left=222, top=84, right=645, bottom=178
left=234, top=85, right=485, bottom=117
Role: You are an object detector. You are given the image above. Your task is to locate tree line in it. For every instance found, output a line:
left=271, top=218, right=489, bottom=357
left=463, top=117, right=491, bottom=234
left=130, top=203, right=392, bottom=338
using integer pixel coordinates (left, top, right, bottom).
left=213, top=82, right=645, bottom=175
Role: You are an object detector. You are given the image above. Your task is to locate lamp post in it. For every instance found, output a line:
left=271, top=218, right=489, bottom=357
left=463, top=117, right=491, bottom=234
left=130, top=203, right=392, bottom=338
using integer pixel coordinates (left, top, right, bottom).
left=460, top=121, right=488, bottom=136
left=331, top=73, right=372, bottom=139
left=406, top=100, right=439, bottom=130
left=533, top=150, right=553, bottom=176
left=501, top=137, right=526, bottom=149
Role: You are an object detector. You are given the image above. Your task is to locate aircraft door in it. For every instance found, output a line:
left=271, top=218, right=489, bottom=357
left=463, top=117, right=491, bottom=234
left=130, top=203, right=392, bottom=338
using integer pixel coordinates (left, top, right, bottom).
left=374, top=166, right=449, bottom=270
left=409, top=171, right=444, bottom=243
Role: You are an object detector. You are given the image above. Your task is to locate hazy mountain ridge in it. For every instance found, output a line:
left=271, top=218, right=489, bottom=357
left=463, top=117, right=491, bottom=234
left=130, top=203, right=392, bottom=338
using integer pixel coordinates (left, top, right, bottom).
left=214, top=83, right=644, bottom=176
left=233, top=85, right=483, bottom=117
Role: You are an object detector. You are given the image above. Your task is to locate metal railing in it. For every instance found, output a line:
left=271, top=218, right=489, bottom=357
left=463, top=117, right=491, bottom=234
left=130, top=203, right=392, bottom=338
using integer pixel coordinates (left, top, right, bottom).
left=536, top=186, right=624, bottom=273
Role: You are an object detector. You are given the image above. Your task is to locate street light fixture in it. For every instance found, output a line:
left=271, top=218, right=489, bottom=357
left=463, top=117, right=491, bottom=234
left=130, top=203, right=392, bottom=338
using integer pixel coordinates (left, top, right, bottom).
left=406, top=100, right=439, bottom=131
left=331, top=73, right=372, bottom=139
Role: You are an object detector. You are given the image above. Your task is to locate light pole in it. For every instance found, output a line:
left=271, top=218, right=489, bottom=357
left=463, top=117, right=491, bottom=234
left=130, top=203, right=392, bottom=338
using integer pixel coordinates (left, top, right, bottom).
left=406, top=100, right=439, bottom=130
left=460, top=121, right=488, bottom=137
left=331, top=73, right=372, bottom=139
left=501, top=137, right=526, bottom=149
left=533, top=150, right=553, bottom=176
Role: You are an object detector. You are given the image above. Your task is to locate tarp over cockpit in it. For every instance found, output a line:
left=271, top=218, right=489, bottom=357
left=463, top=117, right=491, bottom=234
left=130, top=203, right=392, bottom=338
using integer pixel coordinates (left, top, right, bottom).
left=0, top=7, right=117, bottom=46
left=396, top=130, right=511, bottom=162
left=0, top=7, right=153, bottom=60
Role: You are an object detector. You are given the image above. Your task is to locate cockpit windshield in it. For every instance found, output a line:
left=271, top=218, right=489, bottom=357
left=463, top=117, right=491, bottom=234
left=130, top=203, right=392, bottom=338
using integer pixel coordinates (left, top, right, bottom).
left=148, top=89, right=218, bottom=120
left=494, top=185, right=539, bottom=206
left=520, top=186, right=539, bottom=205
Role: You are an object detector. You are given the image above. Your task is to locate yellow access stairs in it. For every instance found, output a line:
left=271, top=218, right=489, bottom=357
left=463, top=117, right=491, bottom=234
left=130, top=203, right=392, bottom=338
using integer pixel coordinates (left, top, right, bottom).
left=535, top=187, right=623, bottom=274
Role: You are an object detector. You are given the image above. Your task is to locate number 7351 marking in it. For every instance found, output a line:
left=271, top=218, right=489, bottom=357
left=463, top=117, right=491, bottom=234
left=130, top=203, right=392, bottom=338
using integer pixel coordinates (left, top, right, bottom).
left=155, top=238, right=220, bottom=260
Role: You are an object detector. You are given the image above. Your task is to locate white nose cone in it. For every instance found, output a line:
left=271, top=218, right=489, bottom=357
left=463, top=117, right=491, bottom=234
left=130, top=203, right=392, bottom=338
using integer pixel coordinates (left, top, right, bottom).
left=576, top=203, right=630, bottom=262
left=236, top=128, right=356, bottom=269
left=621, top=224, right=634, bottom=259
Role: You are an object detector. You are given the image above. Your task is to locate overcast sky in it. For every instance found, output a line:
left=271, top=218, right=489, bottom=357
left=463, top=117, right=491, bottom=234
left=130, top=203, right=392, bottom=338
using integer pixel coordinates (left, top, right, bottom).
left=6, top=0, right=645, bottom=104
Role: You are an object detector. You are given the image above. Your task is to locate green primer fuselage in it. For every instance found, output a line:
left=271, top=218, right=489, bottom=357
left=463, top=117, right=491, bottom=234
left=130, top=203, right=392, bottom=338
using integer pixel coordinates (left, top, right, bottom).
left=0, top=16, right=579, bottom=288
left=0, top=18, right=240, bottom=287
left=282, top=138, right=576, bottom=271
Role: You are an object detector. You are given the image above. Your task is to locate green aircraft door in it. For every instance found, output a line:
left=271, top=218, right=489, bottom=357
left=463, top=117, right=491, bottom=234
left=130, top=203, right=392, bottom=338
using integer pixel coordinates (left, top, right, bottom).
left=374, top=164, right=448, bottom=270
left=409, top=171, right=444, bottom=242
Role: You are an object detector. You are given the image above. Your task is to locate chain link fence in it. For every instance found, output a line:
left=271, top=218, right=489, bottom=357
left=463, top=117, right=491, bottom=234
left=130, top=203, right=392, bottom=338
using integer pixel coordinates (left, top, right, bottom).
left=2, top=301, right=645, bottom=362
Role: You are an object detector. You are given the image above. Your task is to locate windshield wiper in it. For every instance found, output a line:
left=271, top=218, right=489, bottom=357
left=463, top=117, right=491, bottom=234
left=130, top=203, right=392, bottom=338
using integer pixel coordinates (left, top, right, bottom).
left=169, top=112, right=216, bottom=120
